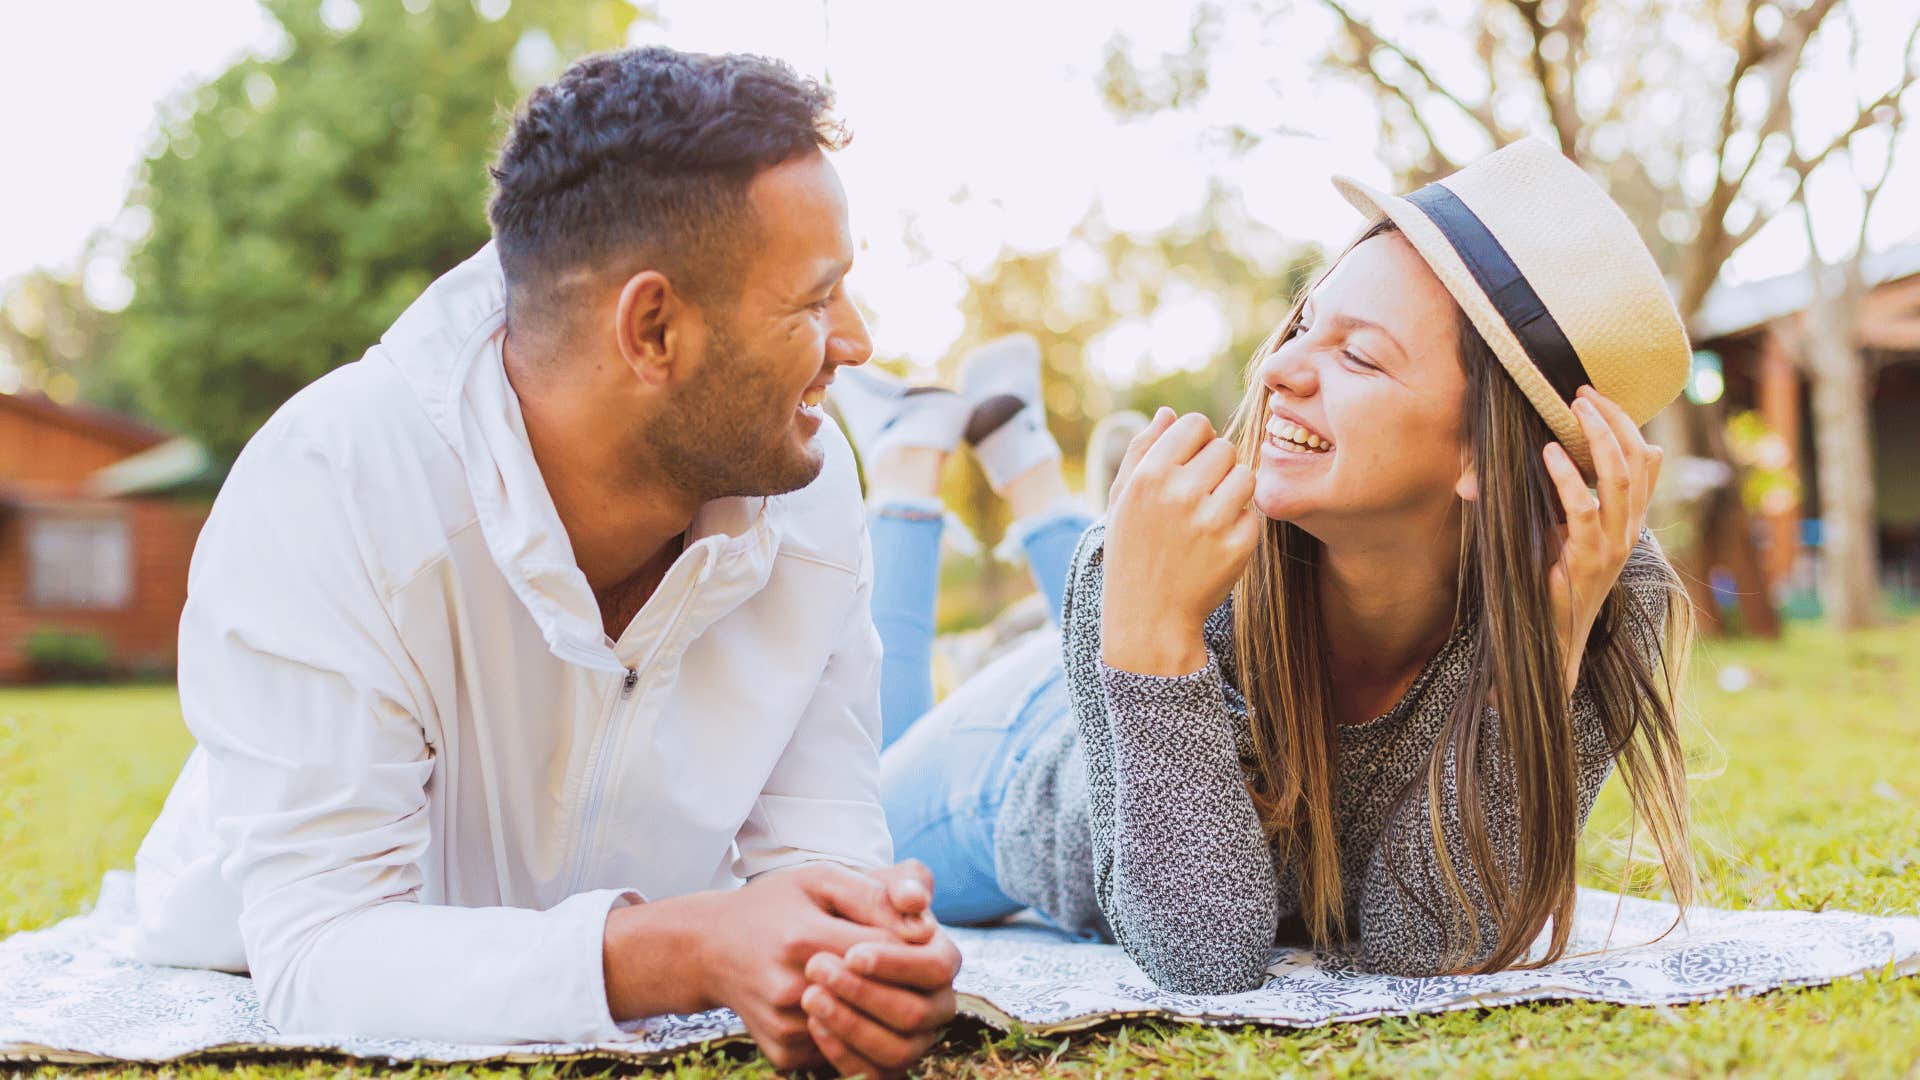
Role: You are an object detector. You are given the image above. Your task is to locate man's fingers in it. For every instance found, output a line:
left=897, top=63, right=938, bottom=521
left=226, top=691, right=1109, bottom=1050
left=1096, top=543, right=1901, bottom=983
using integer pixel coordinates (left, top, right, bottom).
left=805, top=865, right=918, bottom=938
left=806, top=1012, right=884, bottom=1079
left=870, top=862, right=936, bottom=944
left=1111, top=406, right=1177, bottom=499
left=843, top=936, right=963, bottom=992
left=808, top=953, right=953, bottom=1034
left=803, top=983, right=931, bottom=1073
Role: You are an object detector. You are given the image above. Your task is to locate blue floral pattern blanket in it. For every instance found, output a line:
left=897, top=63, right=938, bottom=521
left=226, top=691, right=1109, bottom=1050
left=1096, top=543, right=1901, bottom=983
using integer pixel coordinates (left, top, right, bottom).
left=3, top=872, right=1916, bottom=1067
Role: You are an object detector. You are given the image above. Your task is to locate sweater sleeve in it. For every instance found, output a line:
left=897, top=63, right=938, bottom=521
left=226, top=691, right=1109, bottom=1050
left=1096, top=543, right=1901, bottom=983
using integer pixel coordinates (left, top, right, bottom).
left=1353, top=532, right=1676, bottom=975
left=1060, top=524, right=1279, bottom=994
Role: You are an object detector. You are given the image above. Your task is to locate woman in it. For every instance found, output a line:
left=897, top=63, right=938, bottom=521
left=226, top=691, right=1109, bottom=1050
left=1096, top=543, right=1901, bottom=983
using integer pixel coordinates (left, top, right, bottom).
left=834, top=138, right=1697, bottom=994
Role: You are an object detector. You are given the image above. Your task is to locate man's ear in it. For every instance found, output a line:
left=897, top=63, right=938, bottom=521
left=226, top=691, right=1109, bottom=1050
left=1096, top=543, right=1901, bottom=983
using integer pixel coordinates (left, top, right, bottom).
left=1454, top=451, right=1480, bottom=503
left=614, top=270, right=679, bottom=388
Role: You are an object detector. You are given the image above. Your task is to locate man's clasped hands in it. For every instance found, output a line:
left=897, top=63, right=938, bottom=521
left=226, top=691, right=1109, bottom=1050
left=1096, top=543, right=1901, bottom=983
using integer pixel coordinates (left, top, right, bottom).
left=603, top=859, right=961, bottom=1076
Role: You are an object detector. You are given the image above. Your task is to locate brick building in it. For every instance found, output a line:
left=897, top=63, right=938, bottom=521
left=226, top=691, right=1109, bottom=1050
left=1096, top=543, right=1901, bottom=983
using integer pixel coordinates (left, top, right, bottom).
left=0, top=392, right=212, bottom=680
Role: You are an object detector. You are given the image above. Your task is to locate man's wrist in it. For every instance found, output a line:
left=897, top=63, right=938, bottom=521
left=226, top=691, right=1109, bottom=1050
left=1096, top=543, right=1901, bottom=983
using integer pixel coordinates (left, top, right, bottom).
left=603, top=892, right=720, bottom=1021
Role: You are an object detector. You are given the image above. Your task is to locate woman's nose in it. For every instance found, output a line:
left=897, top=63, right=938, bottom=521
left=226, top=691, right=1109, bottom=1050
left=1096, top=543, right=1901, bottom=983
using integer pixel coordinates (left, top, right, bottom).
left=1260, top=340, right=1319, bottom=398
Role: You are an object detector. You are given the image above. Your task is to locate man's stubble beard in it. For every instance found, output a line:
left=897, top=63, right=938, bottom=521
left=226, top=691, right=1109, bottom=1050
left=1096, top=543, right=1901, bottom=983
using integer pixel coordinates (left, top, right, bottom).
left=633, top=320, right=826, bottom=502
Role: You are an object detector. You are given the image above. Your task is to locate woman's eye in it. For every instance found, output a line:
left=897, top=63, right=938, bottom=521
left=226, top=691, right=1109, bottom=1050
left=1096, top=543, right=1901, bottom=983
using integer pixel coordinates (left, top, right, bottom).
left=1342, top=348, right=1378, bottom=371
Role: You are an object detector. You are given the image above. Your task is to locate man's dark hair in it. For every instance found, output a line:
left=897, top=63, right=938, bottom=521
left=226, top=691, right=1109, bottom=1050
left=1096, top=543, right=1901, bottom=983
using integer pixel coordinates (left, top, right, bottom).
left=487, top=46, right=846, bottom=324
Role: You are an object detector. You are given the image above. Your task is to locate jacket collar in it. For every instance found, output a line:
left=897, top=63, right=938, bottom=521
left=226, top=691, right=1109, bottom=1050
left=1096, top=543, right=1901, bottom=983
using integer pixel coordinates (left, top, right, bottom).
left=378, top=243, right=781, bottom=673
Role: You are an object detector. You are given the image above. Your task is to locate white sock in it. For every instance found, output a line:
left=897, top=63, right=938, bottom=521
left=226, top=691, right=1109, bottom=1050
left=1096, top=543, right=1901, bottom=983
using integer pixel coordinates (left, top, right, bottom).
left=959, top=333, right=1062, bottom=492
left=828, top=367, right=971, bottom=461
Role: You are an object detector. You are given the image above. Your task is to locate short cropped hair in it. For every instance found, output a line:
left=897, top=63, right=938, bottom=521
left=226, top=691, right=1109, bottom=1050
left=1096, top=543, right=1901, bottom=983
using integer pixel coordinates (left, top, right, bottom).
left=487, top=46, right=846, bottom=319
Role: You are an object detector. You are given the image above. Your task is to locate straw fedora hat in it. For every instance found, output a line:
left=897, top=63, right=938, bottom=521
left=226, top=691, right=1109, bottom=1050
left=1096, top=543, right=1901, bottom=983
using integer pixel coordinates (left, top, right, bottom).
left=1332, top=137, right=1690, bottom=476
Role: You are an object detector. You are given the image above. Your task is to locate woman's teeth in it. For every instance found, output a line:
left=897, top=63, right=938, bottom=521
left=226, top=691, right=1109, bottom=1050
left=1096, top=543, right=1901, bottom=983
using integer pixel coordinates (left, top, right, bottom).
left=800, top=387, right=826, bottom=409
left=1265, top=415, right=1331, bottom=454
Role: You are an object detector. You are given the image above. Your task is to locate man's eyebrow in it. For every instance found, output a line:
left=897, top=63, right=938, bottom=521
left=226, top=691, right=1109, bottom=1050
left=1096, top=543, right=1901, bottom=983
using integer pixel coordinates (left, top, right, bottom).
left=803, top=258, right=853, bottom=297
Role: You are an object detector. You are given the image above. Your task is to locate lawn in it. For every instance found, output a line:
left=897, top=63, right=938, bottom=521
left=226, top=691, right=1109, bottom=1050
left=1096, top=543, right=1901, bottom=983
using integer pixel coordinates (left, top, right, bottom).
left=3, top=617, right=1918, bottom=1078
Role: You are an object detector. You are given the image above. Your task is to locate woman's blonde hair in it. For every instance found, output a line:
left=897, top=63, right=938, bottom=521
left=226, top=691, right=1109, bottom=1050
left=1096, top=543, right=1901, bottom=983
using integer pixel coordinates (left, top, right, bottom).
left=1226, top=218, right=1696, bottom=972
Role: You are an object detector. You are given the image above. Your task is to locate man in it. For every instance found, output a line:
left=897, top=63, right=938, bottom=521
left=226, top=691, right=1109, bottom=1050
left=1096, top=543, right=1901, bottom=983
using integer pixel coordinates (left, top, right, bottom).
left=130, top=46, right=959, bottom=1076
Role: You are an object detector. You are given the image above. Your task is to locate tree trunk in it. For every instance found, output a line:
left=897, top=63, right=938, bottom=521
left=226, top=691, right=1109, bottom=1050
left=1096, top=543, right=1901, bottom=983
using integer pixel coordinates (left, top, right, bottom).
left=1802, top=286, right=1882, bottom=629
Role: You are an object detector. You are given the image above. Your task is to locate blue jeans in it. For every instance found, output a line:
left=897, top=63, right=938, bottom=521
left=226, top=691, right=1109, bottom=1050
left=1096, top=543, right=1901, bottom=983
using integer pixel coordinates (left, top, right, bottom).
left=868, top=502, right=1092, bottom=924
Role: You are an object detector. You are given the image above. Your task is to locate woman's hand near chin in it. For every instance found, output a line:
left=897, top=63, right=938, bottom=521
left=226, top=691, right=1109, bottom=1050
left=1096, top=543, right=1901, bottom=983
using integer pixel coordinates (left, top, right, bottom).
left=1100, top=407, right=1262, bottom=677
left=1541, top=386, right=1664, bottom=694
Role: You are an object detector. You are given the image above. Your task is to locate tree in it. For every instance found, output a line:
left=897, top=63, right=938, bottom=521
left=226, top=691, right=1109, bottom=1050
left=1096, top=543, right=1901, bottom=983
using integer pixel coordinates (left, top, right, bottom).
left=0, top=266, right=134, bottom=413
left=1787, top=17, right=1920, bottom=628
left=118, top=0, right=641, bottom=459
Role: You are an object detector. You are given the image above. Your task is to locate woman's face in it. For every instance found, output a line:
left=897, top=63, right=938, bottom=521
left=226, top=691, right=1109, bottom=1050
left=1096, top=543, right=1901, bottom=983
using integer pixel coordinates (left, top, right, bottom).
left=1252, top=231, right=1472, bottom=535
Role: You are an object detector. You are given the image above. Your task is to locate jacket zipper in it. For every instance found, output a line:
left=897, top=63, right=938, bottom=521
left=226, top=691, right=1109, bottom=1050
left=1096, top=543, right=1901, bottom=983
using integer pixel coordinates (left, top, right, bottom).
left=567, top=576, right=700, bottom=895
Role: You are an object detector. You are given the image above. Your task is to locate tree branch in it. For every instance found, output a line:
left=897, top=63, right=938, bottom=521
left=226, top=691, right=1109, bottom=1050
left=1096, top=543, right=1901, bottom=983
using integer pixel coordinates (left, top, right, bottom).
left=1317, top=0, right=1504, bottom=144
left=1510, top=0, right=1581, bottom=157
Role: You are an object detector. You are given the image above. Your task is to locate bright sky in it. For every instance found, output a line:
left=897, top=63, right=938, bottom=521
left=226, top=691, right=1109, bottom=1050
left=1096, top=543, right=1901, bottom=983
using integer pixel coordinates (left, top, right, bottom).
left=2, top=0, right=1917, bottom=386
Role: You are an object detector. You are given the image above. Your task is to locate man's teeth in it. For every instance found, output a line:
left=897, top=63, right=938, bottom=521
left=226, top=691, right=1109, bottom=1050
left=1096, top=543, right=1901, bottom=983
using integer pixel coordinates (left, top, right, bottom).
left=1265, top=416, right=1331, bottom=453
left=800, top=387, right=826, bottom=408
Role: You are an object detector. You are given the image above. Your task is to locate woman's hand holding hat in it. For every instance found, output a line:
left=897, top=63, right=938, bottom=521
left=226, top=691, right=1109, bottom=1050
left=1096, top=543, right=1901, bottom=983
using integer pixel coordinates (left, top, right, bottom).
left=1100, top=407, right=1261, bottom=677
left=1541, top=386, right=1664, bottom=694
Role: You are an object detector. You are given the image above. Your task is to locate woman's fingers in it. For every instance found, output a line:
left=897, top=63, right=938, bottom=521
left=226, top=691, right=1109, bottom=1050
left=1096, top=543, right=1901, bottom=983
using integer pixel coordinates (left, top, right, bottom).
left=1578, top=387, right=1654, bottom=533
left=1544, top=441, right=1601, bottom=567
left=1134, top=412, right=1219, bottom=479
left=1572, top=393, right=1631, bottom=552
left=1185, top=437, right=1239, bottom=496
left=1110, top=407, right=1177, bottom=501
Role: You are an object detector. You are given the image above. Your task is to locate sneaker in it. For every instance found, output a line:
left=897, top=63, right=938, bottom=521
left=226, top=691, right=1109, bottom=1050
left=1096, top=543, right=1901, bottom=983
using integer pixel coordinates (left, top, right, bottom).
left=826, top=366, right=971, bottom=462
left=956, top=333, right=1062, bottom=492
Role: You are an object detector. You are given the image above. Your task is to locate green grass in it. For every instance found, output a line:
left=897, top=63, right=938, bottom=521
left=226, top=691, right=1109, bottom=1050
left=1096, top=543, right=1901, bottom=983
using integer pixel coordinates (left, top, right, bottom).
left=4, top=619, right=1918, bottom=1078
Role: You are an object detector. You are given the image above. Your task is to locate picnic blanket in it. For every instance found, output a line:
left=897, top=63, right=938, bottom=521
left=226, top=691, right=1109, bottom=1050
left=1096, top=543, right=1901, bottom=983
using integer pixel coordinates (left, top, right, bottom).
left=3, top=871, right=1916, bottom=1067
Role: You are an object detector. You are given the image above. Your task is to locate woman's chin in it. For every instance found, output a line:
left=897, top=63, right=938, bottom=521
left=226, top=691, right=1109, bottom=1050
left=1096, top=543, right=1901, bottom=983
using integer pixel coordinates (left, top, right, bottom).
left=1252, top=479, right=1315, bottom=523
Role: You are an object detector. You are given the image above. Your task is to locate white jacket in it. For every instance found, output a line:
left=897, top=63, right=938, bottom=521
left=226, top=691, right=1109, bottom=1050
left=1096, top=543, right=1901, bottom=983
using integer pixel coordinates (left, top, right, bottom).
left=130, top=244, right=890, bottom=1044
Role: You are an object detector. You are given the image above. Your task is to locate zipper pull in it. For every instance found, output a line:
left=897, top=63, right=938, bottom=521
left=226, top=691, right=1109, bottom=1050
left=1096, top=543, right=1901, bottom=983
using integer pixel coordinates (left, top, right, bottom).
left=621, top=668, right=638, bottom=698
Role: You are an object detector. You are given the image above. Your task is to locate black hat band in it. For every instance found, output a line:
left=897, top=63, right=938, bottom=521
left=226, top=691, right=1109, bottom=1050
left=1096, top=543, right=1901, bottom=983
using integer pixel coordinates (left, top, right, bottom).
left=1405, top=183, right=1591, bottom=404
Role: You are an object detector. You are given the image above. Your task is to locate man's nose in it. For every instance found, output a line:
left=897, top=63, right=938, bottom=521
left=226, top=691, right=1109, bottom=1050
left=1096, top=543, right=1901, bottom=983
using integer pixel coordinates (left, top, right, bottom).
left=828, top=294, right=873, bottom=369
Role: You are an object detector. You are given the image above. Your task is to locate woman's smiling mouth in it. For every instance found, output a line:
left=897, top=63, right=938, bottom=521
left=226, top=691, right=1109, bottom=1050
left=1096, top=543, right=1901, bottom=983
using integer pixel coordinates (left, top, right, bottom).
left=1265, top=414, right=1332, bottom=454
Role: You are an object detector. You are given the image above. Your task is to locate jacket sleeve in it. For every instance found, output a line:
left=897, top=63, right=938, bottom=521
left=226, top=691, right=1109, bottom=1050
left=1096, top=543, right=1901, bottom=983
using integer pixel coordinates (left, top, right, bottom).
left=1062, top=524, right=1279, bottom=994
left=179, top=431, right=634, bottom=1044
left=734, top=526, right=892, bottom=879
left=1353, top=533, right=1675, bottom=975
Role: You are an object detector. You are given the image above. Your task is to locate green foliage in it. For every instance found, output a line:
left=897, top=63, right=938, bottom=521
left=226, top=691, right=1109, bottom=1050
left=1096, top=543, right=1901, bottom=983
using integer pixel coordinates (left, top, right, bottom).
left=21, top=628, right=113, bottom=683
left=116, top=0, right=641, bottom=459
left=0, top=268, right=135, bottom=412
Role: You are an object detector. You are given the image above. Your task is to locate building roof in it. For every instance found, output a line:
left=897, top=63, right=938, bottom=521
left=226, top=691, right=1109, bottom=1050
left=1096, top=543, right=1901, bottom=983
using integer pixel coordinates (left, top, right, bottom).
left=1692, top=241, right=1920, bottom=343
left=0, top=391, right=169, bottom=455
left=85, top=436, right=220, bottom=497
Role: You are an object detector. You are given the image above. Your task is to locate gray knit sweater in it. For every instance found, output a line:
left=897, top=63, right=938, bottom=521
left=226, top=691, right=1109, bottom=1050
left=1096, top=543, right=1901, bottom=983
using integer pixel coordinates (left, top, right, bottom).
left=991, top=522, right=1671, bottom=994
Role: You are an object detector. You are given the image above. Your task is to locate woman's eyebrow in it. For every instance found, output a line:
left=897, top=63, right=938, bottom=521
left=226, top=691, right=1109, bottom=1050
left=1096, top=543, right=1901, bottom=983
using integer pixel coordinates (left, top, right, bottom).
left=1324, top=312, right=1409, bottom=364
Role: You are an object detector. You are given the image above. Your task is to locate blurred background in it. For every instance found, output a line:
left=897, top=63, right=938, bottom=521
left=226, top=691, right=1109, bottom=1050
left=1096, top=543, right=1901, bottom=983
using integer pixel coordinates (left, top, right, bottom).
left=2, top=0, right=1918, bottom=680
